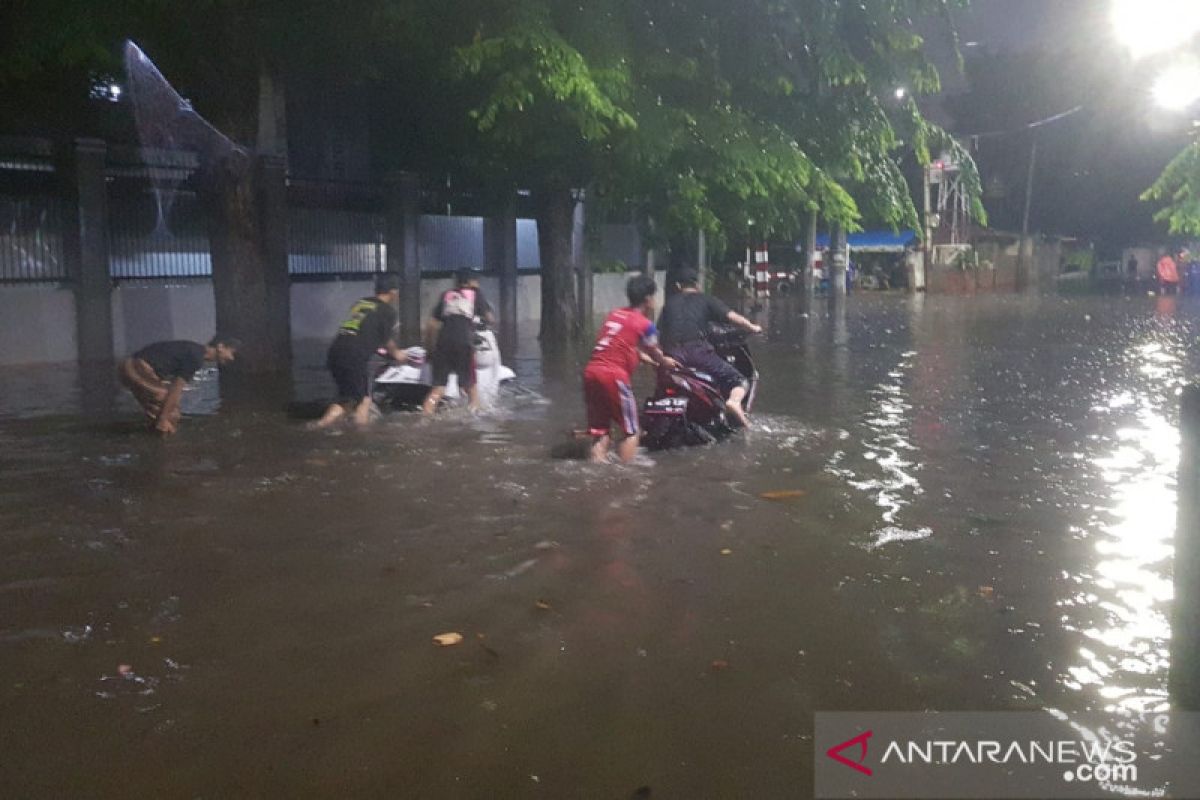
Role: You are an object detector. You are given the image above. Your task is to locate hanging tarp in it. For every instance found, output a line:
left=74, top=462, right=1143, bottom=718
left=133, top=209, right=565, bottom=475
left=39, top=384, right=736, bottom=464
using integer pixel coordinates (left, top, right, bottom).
left=813, top=230, right=918, bottom=253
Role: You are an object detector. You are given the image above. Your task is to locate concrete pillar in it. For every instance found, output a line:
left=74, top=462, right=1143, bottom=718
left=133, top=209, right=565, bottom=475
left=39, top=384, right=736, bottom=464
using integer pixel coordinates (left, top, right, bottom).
left=387, top=172, right=422, bottom=342
left=62, top=138, right=113, bottom=367
left=697, top=229, right=708, bottom=292
left=804, top=212, right=818, bottom=298
left=1173, top=384, right=1200, bottom=709
left=485, top=191, right=518, bottom=358
left=830, top=223, right=848, bottom=299
left=643, top=217, right=657, bottom=272
left=572, top=189, right=592, bottom=333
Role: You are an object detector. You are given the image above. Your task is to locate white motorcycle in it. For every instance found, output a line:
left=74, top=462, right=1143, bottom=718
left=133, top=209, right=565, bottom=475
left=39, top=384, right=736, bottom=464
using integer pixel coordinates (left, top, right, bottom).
left=372, top=325, right=516, bottom=411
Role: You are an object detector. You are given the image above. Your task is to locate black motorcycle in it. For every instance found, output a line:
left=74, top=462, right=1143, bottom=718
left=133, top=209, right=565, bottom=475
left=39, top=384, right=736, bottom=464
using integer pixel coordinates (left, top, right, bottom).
left=639, top=324, right=759, bottom=450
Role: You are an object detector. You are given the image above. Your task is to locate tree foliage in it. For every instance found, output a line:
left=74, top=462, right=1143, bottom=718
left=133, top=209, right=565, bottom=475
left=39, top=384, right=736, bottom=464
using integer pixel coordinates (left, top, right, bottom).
left=1143, top=141, right=1200, bottom=236
left=457, top=0, right=983, bottom=248
left=2, top=0, right=986, bottom=344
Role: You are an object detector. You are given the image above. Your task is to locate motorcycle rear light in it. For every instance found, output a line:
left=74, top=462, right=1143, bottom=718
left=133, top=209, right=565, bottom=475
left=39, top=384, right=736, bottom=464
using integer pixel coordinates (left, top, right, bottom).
left=665, top=388, right=676, bottom=396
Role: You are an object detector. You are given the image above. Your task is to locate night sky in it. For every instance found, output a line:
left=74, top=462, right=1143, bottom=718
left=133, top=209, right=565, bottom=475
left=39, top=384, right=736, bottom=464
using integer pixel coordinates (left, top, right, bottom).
left=923, top=0, right=1193, bottom=252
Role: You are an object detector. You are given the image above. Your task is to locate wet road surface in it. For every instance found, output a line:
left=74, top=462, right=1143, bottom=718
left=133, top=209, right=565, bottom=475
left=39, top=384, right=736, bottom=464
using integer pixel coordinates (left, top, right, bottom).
left=0, top=293, right=1188, bottom=797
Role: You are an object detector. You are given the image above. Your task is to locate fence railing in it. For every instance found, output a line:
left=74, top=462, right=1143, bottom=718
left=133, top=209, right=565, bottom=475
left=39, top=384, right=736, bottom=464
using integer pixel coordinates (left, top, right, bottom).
left=0, top=154, right=68, bottom=283
left=0, top=141, right=638, bottom=283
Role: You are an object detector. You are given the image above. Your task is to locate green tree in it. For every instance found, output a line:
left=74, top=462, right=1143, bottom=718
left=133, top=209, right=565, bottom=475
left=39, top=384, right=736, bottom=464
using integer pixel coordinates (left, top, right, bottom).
left=459, top=0, right=983, bottom=343
left=3, top=0, right=985, bottom=354
left=1143, top=142, right=1200, bottom=236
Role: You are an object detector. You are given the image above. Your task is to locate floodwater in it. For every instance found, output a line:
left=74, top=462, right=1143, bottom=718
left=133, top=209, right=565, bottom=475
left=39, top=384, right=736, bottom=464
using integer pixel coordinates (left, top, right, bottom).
left=0, top=293, right=1189, bottom=797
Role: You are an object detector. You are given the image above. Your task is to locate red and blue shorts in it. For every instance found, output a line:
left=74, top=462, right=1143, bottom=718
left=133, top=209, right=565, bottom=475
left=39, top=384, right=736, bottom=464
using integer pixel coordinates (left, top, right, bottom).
left=583, top=365, right=639, bottom=438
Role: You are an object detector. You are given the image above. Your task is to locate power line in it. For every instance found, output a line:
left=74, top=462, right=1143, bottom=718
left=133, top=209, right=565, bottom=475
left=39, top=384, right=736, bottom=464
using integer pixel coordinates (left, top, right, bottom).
left=962, top=104, right=1085, bottom=140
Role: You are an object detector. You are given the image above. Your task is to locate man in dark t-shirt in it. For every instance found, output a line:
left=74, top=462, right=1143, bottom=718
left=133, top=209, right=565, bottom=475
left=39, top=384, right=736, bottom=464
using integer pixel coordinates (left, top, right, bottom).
left=422, top=270, right=494, bottom=414
left=117, top=337, right=240, bottom=434
left=314, top=274, right=410, bottom=428
left=658, top=268, right=762, bottom=427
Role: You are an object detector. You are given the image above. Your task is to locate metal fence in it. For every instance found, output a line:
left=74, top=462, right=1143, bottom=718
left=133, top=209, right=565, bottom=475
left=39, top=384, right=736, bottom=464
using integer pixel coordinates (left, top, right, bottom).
left=0, top=142, right=642, bottom=282
left=0, top=154, right=67, bottom=282
left=107, top=155, right=212, bottom=278
left=289, top=207, right=384, bottom=275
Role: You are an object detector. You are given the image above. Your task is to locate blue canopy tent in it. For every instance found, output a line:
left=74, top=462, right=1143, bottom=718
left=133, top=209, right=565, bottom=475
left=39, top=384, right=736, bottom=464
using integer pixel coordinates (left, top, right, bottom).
left=812, top=230, right=918, bottom=252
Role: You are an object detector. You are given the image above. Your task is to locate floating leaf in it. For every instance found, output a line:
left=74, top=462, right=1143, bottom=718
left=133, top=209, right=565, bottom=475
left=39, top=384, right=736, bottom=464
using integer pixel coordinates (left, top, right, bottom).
left=433, top=632, right=464, bottom=647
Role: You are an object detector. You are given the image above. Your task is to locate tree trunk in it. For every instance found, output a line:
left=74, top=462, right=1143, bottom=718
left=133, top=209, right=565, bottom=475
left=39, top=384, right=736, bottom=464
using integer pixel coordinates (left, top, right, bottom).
left=201, top=152, right=292, bottom=383
left=536, top=186, right=580, bottom=348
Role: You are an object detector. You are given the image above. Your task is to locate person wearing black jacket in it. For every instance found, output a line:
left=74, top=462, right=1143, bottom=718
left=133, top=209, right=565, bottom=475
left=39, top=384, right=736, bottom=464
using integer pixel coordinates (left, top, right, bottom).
left=658, top=268, right=761, bottom=427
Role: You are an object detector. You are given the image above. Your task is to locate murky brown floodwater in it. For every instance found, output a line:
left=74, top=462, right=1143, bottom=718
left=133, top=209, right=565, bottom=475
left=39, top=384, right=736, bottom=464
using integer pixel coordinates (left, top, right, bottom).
left=0, top=293, right=1188, bottom=797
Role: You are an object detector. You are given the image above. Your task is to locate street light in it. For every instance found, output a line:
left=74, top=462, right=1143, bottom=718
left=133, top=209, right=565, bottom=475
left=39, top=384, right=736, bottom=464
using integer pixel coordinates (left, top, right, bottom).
left=1153, top=60, right=1200, bottom=111
left=1112, top=0, right=1200, bottom=59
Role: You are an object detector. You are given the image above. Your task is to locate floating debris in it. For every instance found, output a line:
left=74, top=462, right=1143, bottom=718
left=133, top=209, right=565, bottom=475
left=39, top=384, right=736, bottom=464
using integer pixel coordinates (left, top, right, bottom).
left=758, top=489, right=807, bottom=501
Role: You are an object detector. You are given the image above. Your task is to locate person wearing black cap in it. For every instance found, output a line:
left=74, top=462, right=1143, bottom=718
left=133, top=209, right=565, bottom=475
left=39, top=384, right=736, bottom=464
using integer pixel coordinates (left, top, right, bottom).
left=118, top=335, right=240, bottom=434
left=314, top=274, right=410, bottom=428
left=658, top=268, right=762, bottom=427
left=422, top=269, right=494, bottom=415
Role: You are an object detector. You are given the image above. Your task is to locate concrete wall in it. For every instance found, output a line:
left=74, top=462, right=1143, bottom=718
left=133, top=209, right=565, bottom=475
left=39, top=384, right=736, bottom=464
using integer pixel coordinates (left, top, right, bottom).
left=0, top=285, right=77, bottom=365
left=112, top=276, right=551, bottom=354
left=291, top=280, right=375, bottom=341
left=0, top=271, right=668, bottom=365
left=111, top=282, right=218, bottom=356
left=592, top=270, right=668, bottom=317
left=924, top=237, right=1065, bottom=295
left=1123, top=247, right=1157, bottom=280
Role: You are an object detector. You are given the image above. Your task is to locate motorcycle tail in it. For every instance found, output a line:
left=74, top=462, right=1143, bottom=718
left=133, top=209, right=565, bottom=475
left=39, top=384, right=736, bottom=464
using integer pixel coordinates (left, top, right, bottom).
left=641, top=396, right=716, bottom=450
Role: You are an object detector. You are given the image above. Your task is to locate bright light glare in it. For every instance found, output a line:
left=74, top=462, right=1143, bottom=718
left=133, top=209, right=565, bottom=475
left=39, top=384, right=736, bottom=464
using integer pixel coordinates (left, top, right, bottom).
left=1112, top=0, right=1200, bottom=58
left=1152, top=61, right=1200, bottom=110
left=894, top=87, right=907, bottom=100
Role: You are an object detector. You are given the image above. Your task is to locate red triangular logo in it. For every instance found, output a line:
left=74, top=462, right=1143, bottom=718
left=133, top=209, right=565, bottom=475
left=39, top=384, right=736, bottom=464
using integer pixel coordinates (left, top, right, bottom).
left=826, top=730, right=873, bottom=776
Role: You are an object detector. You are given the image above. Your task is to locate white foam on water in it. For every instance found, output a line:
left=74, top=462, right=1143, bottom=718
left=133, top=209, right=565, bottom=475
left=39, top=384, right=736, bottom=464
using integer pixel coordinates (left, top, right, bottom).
left=868, top=525, right=932, bottom=549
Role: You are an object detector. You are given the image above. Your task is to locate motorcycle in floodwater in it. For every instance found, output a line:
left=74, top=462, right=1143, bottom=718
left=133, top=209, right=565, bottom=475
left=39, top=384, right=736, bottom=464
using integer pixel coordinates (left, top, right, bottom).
left=639, top=323, right=759, bottom=450
left=372, top=326, right=517, bottom=411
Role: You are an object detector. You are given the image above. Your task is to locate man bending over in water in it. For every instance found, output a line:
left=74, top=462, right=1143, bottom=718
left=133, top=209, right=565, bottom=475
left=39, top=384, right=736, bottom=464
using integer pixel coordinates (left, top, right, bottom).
left=658, top=268, right=761, bottom=427
left=583, top=274, right=678, bottom=463
left=314, top=274, right=410, bottom=428
left=118, top=336, right=239, bottom=434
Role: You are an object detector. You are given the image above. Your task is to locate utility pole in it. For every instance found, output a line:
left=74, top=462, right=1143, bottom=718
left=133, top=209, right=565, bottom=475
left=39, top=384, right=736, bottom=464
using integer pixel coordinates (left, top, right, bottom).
left=1173, top=384, right=1200, bottom=710
left=1017, top=136, right=1038, bottom=292
left=804, top=211, right=818, bottom=297
left=922, top=164, right=933, bottom=279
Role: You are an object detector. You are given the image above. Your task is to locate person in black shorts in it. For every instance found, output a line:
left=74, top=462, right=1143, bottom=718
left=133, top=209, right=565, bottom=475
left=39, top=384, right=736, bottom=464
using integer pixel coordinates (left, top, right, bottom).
left=117, top=336, right=240, bottom=434
left=658, top=268, right=762, bottom=427
left=422, top=270, right=494, bottom=415
left=314, top=274, right=410, bottom=428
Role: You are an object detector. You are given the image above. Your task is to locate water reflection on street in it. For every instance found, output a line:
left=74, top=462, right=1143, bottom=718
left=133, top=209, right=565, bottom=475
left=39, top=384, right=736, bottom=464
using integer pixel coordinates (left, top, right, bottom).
left=0, top=293, right=1191, bottom=797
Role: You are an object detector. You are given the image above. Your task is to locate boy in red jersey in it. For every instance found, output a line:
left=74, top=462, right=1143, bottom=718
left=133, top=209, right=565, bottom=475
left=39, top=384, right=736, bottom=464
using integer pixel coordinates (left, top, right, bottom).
left=583, top=274, right=679, bottom=463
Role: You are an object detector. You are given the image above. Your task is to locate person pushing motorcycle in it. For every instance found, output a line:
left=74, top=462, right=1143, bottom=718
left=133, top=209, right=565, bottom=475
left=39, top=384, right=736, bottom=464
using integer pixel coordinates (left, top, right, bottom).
left=657, top=268, right=762, bottom=427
